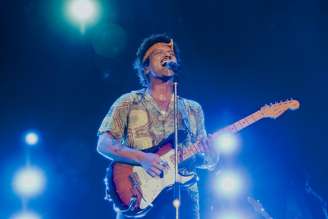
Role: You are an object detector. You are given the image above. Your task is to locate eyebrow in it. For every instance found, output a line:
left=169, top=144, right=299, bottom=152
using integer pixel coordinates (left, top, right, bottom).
left=143, top=46, right=175, bottom=62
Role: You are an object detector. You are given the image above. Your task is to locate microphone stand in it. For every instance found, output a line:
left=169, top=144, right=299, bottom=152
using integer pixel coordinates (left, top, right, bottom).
left=173, top=82, right=181, bottom=219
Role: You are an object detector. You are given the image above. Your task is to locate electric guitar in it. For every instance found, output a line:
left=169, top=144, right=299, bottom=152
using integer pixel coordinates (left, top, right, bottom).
left=104, top=99, right=300, bottom=217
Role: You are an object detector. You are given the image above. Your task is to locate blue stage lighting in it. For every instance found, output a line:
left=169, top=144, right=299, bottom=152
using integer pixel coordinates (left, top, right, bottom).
left=10, top=211, right=40, bottom=219
left=214, top=170, right=243, bottom=199
left=24, top=132, right=39, bottom=146
left=214, top=132, right=239, bottom=155
left=67, top=0, right=98, bottom=24
left=13, top=166, right=45, bottom=198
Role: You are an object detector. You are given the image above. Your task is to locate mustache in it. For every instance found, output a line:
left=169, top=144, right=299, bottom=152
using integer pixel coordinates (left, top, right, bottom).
left=161, top=61, right=180, bottom=73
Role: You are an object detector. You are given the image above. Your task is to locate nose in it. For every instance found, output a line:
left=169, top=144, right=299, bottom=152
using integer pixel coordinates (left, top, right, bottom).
left=165, top=51, right=175, bottom=60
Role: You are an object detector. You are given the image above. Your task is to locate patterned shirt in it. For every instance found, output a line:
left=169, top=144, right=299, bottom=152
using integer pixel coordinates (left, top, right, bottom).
left=98, top=89, right=207, bottom=150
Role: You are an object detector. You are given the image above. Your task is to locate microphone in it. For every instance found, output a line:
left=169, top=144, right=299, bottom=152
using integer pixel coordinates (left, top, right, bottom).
left=163, top=61, right=180, bottom=73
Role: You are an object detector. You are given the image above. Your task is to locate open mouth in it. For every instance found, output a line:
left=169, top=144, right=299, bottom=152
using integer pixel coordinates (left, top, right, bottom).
left=160, top=58, right=176, bottom=67
left=160, top=58, right=169, bottom=67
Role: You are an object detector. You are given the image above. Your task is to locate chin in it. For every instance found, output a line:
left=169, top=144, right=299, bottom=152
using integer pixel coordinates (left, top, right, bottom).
left=163, top=69, right=175, bottom=76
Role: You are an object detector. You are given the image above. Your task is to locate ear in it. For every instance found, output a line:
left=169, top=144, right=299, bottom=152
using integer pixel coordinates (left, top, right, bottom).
left=169, top=39, right=174, bottom=50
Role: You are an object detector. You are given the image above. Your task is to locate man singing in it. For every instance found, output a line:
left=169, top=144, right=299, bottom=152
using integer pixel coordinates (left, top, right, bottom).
left=97, top=34, right=218, bottom=219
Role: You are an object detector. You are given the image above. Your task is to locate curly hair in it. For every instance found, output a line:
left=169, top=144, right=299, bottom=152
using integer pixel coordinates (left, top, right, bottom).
left=133, top=33, right=181, bottom=87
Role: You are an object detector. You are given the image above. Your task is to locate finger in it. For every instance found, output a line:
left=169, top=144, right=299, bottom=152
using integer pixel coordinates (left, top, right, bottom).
left=162, top=160, right=170, bottom=169
left=146, top=169, right=156, bottom=177
left=159, top=160, right=170, bottom=170
left=151, top=167, right=162, bottom=176
left=203, top=138, right=211, bottom=152
left=148, top=167, right=162, bottom=177
left=198, top=143, right=204, bottom=153
left=155, top=159, right=169, bottom=171
left=199, top=140, right=208, bottom=153
left=153, top=161, right=165, bottom=171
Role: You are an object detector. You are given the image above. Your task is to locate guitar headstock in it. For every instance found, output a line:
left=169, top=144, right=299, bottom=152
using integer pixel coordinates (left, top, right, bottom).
left=260, top=99, right=300, bottom=119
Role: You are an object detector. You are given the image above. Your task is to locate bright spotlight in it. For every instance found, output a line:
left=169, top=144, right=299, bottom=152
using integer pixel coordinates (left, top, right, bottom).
left=67, top=0, right=98, bottom=24
left=13, top=166, right=46, bottom=198
left=10, top=211, right=40, bottom=219
left=214, top=132, right=239, bottom=155
left=24, top=132, right=39, bottom=145
left=214, top=170, right=243, bottom=198
left=217, top=210, right=246, bottom=219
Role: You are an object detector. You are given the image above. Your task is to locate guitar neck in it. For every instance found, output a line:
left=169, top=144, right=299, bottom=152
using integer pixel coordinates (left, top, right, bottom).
left=213, top=110, right=263, bottom=136
left=181, top=110, right=264, bottom=161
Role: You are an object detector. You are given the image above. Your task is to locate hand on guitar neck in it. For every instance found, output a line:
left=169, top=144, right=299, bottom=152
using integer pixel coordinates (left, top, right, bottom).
left=196, top=134, right=220, bottom=168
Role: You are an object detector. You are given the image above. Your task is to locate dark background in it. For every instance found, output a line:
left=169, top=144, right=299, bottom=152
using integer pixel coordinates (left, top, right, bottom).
left=1, top=0, right=327, bottom=218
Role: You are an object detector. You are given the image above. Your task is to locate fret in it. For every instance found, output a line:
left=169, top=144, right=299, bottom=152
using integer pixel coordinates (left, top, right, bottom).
left=234, top=122, right=242, bottom=131
left=191, top=144, right=198, bottom=154
left=187, top=147, right=192, bottom=155
left=240, top=119, right=248, bottom=128
left=250, top=113, right=257, bottom=121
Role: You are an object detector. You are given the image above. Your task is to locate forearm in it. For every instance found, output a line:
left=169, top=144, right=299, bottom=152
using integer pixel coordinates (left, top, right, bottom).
left=97, top=133, right=145, bottom=164
left=195, top=135, right=220, bottom=171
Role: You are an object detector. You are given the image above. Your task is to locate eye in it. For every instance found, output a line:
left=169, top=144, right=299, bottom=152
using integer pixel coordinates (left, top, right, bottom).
left=150, top=51, right=164, bottom=58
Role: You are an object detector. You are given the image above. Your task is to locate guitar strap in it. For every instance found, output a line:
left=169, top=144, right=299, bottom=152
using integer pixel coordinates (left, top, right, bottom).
left=178, top=98, right=196, bottom=142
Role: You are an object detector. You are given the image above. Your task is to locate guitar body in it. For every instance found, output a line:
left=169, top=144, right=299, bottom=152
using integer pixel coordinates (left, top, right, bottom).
left=105, top=133, right=197, bottom=217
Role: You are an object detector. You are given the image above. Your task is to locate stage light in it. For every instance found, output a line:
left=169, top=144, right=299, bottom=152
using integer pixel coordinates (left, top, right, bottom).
left=10, top=211, right=40, bottom=219
left=213, top=170, right=243, bottom=198
left=24, top=132, right=39, bottom=146
left=214, top=132, right=239, bottom=155
left=13, top=166, right=45, bottom=198
left=217, top=210, right=245, bottom=219
left=67, top=0, right=98, bottom=24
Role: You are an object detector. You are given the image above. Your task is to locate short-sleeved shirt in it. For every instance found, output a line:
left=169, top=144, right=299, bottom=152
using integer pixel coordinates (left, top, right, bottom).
left=98, top=89, right=206, bottom=150
left=98, top=88, right=219, bottom=171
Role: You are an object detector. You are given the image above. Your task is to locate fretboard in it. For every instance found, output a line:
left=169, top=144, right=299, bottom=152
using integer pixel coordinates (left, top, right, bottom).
left=180, top=110, right=264, bottom=161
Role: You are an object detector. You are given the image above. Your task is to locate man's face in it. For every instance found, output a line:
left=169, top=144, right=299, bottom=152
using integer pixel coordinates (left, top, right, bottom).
left=143, top=40, right=177, bottom=79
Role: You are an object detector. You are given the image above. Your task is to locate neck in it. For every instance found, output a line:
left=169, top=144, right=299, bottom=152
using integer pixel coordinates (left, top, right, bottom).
left=149, top=78, right=173, bottom=101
